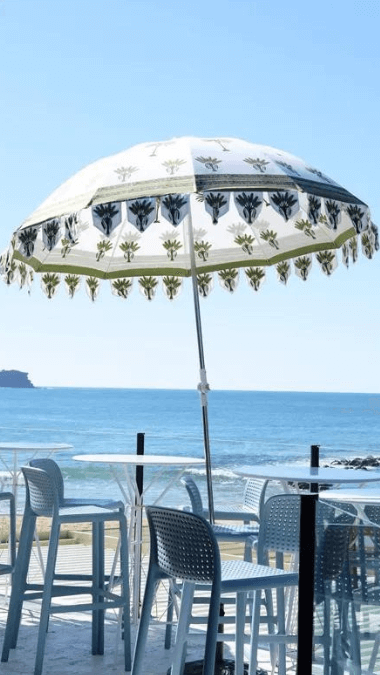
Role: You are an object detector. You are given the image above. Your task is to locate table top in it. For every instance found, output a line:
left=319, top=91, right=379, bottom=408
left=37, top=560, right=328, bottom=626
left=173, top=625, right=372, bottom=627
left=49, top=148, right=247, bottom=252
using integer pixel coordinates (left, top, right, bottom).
left=73, top=453, right=205, bottom=466
left=0, top=442, right=73, bottom=452
left=321, top=488, right=380, bottom=503
left=234, top=464, right=380, bottom=484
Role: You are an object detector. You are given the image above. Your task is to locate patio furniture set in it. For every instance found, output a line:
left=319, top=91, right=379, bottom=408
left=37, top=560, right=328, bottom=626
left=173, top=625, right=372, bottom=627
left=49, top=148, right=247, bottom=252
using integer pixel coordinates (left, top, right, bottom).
left=1, top=451, right=380, bottom=675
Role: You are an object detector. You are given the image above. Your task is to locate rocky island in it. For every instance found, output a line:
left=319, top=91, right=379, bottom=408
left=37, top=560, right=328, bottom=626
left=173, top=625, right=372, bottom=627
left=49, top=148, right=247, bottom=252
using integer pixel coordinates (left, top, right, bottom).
left=0, top=370, right=35, bottom=388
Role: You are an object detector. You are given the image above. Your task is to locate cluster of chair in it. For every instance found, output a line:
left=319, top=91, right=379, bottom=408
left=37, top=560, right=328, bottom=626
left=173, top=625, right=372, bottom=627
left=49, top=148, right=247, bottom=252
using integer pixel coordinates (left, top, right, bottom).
left=1, top=459, right=374, bottom=675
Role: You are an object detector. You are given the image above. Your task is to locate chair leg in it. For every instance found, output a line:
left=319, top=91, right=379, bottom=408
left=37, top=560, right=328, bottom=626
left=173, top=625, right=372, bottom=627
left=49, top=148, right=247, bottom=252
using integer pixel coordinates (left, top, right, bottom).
left=131, top=571, right=160, bottom=675
left=235, top=592, right=247, bottom=675
left=118, top=511, right=131, bottom=672
left=34, top=519, right=61, bottom=675
left=92, top=521, right=105, bottom=655
left=171, top=582, right=195, bottom=675
left=248, top=590, right=262, bottom=675
left=1, top=511, right=36, bottom=660
left=165, top=579, right=176, bottom=649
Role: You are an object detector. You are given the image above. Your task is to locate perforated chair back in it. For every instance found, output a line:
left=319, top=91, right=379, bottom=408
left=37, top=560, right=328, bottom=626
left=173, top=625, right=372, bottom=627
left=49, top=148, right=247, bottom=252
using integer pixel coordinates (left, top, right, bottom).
left=146, top=505, right=221, bottom=584
left=257, top=493, right=301, bottom=564
left=180, top=476, right=205, bottom=517
left=243, top=478, right=269, bottom=516
left=29, top=458, right=65, bottom=506
left=22, top=466, right=59, bottom=517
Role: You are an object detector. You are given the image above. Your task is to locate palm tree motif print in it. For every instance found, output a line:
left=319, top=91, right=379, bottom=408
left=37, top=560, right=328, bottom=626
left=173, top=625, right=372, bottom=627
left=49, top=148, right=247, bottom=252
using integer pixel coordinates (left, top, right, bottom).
left=128, top=199, right=155, bottom=232
left=361, top=232, right=374, bottom=259
left=114, top=166, right=138, bottom=182
left=218, top=268, right=238, bottom=292
left=305, top=167, right=334, bottom=184
left=161, top=194, right=188, bottom=225
left=64, top=214, right=78, bottom=242
left=61, top=237, right=78, bottom=258
left=162, top=159, right=187, bottom=175
left=195, top=156, right=222, bottom=172
left=342, top=243, right=350, bottom=267
left=19, top=227, right=38, bottom=258
left=139, top=276, right=158, bottom=301
left=294, top=256, right=312, bottom=281
left=62, top=215, right=79, bottom=256
left=234, top=193, right=263, bottom=224
left=371, top=223, right=379, bottom=251
left=275, top=160, right=300, bottom=176
left=325, top=200, right=341, bottom=229
left=294, top=219, right=316, bottom=239
left=235, top=234, right=255, bottom=255
left=5, top=259, right=16, bottom=285
left=64, top=274, right=80, bottom=298
left=276, top=261, right=291, bottom=284
left=93, top=203, right=120, bottom=236
left=120, top=240, right=140, bottom=262
left=270, top=191, right=298, bottom=221
left=245, top=266, right=265, bottom=291
left=307, top=196, right=321, bottom=225
left=86, top=276, right=100, bottom=302
left=347, top=205, right=366, bottom=234
left=112, top=278, right=133, bottom=298
left=316, top=251, right=336, bottom=275
left=194, top=240, right=212, bottom=261
left=163, top=276, right=182, bottom=300
left=197, top=273, right=213, bottom=297
left=42, top=273, right=60, bottom=299
left=146, top=140, right=175, bottom=157
left=43, top=219, right=60, bottom=251
left=162, top=238, right=182, bottom=261
left=243, top=157, right=269, bottom=173
left=18, top=263, right=27, bottom=288
left=205, top=192, right=228, bottom=224
left=260, top=229, right=279, bottom=249
left=349, top=237, right=358, bottom=263
left=204, top=138, right=231, bottom=151
left=96, top=240, right=113, bottom=261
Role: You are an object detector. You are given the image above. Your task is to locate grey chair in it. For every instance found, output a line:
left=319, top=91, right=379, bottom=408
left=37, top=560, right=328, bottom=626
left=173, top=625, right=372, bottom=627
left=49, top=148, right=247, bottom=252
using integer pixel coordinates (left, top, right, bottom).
left=28, top=457, right=124, bottom=510
left=202, top=477, right=270, bottom=524
left=0, top=491, right=16, bottom=579
left=1, top=464, right=131, bottom=675
left=181, top=476, right=259, bottom=560
left=132, top=505, right=299, bottom=675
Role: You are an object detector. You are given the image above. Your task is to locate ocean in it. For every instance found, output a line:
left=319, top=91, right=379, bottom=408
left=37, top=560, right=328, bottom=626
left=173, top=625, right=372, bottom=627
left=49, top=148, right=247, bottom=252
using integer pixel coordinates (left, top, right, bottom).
left=1, top=387, right=380, bottom=510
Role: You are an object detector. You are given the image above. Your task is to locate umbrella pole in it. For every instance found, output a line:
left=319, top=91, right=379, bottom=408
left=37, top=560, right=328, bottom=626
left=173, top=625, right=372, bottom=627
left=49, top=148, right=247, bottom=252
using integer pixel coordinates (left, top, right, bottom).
left=187, top=212, right=215, bottom=524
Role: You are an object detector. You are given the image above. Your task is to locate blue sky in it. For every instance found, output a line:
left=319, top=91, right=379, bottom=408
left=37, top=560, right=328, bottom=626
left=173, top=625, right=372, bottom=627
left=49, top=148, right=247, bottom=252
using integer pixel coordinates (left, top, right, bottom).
left=1, top=0, right=379, bottom=391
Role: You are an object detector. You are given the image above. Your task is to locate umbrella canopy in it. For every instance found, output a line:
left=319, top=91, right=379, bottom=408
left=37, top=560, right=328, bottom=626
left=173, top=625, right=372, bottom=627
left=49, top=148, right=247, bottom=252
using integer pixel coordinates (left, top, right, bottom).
left=1, top=136, right=377, bottom=298
left=1, top=136, right=378, bottom=520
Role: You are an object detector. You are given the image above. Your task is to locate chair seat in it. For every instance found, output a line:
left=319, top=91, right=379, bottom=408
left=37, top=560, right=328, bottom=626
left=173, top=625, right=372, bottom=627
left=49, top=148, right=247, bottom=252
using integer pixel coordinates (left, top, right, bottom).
left=220, top=559, right=298, bottom=590
left=58, top=504, right=120, bottom=519
left=213, top=524, right=259, bottom=540
left=63, top=497, right=124, bottom=509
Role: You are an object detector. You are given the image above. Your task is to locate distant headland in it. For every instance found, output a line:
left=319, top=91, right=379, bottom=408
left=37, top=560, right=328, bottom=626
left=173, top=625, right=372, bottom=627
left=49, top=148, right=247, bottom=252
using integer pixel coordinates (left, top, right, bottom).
left=0, top=370, right=35, bottom=388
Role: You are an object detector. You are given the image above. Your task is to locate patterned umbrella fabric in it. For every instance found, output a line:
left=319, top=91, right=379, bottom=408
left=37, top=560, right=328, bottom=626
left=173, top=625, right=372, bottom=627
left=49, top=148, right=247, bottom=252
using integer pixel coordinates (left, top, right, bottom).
left=1, top=136, right=378, bottom=301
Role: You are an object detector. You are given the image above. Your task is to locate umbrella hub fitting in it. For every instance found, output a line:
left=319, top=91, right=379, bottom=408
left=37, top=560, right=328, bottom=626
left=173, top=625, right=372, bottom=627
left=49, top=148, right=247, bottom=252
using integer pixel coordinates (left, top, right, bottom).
left=197, top=369, right=210, bottom=407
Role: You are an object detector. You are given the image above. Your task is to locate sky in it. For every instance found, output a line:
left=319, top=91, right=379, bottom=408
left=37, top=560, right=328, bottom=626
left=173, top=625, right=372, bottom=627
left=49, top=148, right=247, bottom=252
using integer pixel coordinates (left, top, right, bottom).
left=0, top=0, right=379, bottom=392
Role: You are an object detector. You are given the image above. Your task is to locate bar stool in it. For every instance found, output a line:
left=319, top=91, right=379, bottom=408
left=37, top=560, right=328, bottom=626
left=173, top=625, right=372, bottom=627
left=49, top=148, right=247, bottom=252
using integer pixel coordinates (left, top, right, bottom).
left=1, top=464, right=131, bottom=675
left=132, top=505, right=299, bottom=675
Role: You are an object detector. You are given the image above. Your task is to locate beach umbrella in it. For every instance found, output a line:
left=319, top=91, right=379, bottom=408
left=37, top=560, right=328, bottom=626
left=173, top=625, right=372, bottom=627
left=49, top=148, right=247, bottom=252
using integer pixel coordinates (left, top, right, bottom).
left=1, top=136, right=378, bottom=522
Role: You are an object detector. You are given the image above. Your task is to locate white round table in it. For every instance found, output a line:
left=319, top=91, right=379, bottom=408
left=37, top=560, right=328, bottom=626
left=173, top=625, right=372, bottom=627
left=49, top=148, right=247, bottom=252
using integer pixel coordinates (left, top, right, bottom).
left=234, top=464, right=380, bottom=489
left=73, top=453, right=205, bottom=622
left=0, top=442, right=73, bottom=506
